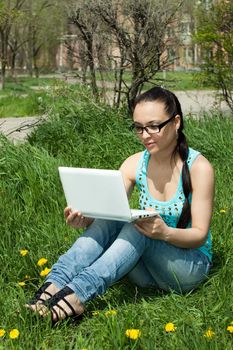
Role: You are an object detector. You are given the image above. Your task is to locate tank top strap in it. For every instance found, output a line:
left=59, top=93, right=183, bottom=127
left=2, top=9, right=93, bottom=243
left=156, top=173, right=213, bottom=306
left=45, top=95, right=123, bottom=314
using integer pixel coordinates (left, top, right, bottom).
left=186, top=148, right=201, bottom=170
left=135, top=150, right=150, bottom=191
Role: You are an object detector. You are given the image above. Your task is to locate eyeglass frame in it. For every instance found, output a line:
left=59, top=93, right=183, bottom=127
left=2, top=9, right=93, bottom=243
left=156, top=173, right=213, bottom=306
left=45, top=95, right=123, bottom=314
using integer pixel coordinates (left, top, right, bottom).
left=131, top=113, right=177, bottom=135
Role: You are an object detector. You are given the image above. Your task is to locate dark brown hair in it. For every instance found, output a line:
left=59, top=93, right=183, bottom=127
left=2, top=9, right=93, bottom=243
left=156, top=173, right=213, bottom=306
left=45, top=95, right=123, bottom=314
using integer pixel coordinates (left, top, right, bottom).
left=133, top=86, right=192, bottom=228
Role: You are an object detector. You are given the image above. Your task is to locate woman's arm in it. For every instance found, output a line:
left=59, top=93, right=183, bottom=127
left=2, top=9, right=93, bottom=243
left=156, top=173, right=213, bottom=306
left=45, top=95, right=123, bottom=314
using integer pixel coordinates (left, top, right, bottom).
left=135, top=155, right=215, bottom=248
left=119, top=152, right=142, bottom=198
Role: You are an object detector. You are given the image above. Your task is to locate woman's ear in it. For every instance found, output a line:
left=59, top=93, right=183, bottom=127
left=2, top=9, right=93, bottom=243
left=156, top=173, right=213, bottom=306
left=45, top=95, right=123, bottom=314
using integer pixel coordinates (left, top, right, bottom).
left=174, top=114, right=181, bottom=132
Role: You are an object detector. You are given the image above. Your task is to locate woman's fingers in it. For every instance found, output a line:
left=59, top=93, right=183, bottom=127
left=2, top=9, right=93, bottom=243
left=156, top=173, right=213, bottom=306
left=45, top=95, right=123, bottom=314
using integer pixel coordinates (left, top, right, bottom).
left=64, top=206, right=72, bottom=218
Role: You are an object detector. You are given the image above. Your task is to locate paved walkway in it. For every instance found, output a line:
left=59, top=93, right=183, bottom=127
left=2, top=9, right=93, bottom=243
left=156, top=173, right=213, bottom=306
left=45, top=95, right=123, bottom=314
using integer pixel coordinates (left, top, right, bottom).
left=0, top=116, right=45, bottom=144
left=0, top=89, right=230, bottom=144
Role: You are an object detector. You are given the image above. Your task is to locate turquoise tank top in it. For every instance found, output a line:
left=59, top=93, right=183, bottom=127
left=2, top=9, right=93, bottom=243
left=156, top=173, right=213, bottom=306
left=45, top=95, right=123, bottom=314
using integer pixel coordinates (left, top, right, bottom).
left=135, top=147, right=212, bottom=261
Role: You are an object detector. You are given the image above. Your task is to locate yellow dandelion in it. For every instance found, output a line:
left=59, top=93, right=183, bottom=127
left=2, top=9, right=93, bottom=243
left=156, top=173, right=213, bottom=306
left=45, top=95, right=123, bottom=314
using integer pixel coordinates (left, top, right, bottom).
left=227, top=322, right=233, bottom=333
left=165, top=322, right=176, bottom=333
left=220, top=209, right=226, bottom=213
left=20, top=249, right=29, bottom=257
left=37, top=258, right=48, bottom=266
left=24, top=275, right=30, bottom=279
left=105, top=310, right=117, bottom=317
left=204, top=328, right=215, bottom=338
left=125, top=329, right=141, bottom=340
left=40, top=267, right=51, bottom=277
left=92, top=311, right=100, bottom=316
left=0, top=329, right=6, bottom=337
left=18, top=281, right=26, bottom=287
left=9, top=329, right=20, bottom=339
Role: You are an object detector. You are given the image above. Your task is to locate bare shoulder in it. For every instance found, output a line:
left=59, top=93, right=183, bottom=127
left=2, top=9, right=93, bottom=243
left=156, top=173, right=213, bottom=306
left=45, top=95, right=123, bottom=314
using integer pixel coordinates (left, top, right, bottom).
left=120, top=151, right=143, bottom=181
left=191, top=154, right=214, bottom=176
left=190, top=154, right=215, bottom=186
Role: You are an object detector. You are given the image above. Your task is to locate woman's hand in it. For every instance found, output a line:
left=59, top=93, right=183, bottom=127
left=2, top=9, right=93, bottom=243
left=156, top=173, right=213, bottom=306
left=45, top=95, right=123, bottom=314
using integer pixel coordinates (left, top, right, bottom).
left=134, top=212, right=169, bottom=240
left=64, top=207, right=94, bottom=229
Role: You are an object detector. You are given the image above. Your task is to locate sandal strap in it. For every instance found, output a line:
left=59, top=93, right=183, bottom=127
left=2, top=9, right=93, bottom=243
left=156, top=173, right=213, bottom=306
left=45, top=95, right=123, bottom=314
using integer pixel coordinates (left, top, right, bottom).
left=48, top=286, right=76, bottom=317
left=51, top=307, right=59, bottom=321
left=35, top=282, right=52, bottom=298
left=52, top=304, right=69, bottom=318
left=28, top=282, right=52, bottom=305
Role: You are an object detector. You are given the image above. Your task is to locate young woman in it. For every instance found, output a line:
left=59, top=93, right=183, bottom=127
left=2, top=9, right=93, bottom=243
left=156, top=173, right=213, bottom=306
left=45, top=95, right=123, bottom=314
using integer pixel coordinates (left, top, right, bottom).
left=27, top=87, right=214, bottom=322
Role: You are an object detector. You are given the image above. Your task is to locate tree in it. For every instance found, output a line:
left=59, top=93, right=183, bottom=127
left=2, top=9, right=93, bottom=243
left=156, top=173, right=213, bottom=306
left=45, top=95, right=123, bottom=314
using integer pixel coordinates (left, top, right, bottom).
left=24, top=0, right=65, bottom=78
left=194, top=0, right=233, bottom=112
left=63, top=0, right=183, bottom=110
left=65, top=0, right=100, bottom=98
left=91, top=0, right=183, bottom=111
left=0, top=0, right=25, bottom=89
left=8, top=10, right=28, bottom=77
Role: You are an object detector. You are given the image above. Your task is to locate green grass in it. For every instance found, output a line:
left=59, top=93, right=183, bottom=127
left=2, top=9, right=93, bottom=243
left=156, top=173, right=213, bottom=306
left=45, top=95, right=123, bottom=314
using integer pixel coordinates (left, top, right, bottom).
left=0, top=77, right=60, bottom=118
left=0, top=87, right=232, bottom=349
left=0, top=77, right=58, bottom=96
left=0, top=93, right=50, bottom=118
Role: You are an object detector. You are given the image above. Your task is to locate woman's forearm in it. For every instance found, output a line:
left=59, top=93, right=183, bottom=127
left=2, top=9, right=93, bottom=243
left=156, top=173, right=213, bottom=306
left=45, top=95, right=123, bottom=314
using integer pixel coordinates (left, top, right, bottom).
left=163, top=226, right=208, bottom=249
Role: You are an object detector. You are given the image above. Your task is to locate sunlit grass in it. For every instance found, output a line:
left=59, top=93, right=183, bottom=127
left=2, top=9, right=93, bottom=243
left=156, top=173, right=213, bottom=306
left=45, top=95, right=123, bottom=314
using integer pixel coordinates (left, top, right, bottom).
left=0, top=87, right=232, bottom=349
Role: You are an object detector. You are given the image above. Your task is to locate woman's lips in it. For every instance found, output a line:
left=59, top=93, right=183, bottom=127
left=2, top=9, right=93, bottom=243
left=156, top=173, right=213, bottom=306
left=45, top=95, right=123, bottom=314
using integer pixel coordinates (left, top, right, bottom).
left=144, top=142, right=156, bottom=149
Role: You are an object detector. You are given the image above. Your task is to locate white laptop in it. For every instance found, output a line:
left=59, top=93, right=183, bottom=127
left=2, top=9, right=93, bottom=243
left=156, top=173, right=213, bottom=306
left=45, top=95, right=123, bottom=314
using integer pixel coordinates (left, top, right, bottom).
left=58, top=167, right=158, bottom=222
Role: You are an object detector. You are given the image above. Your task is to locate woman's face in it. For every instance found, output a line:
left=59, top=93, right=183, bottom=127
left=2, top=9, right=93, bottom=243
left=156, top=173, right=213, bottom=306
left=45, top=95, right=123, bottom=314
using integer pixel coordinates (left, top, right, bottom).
left=133, top=100, right=180, bottom=155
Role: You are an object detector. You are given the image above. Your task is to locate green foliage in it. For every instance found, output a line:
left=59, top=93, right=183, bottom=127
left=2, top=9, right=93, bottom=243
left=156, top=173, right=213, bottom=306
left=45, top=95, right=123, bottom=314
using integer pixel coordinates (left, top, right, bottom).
left=0, top=90, right=233, bottom=349
left=28, top=83, right=142, bottom=167
left=194, top=0, right=233, bottom=111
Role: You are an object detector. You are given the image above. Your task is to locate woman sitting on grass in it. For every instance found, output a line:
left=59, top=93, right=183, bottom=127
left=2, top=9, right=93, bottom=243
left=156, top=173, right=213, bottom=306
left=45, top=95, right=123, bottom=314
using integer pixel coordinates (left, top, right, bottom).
left=27, top=86, right=215, bottom=323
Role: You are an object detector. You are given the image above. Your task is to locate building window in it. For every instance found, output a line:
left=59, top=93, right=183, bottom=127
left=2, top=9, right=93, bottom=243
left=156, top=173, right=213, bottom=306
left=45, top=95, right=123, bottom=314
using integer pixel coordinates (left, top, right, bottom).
left=183, top=47, right=194, bottom=64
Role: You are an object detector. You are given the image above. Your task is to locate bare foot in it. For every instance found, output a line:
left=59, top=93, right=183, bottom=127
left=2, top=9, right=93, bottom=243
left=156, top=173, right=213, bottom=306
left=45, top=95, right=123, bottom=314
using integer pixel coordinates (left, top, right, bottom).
left=26, top=282, right=60, bottom=312
left=39, top=286, right=85, bottom=322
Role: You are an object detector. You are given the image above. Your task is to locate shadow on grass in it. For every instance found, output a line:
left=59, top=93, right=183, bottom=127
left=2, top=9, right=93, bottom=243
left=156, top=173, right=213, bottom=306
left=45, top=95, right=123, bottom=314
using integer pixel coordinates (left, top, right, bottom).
left=85, top=278, right=165, bottom=315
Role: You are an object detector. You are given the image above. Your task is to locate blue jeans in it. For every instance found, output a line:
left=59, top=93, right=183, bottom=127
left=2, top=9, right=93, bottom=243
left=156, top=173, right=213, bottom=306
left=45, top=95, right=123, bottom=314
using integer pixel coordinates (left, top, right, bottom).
left=46, top=219, right=211, bottom=304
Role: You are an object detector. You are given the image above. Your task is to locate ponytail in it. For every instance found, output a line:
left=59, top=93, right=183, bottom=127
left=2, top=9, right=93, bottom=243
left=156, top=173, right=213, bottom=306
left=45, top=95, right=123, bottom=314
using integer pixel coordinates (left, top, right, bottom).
left=176, top=131, right=192, bottom=228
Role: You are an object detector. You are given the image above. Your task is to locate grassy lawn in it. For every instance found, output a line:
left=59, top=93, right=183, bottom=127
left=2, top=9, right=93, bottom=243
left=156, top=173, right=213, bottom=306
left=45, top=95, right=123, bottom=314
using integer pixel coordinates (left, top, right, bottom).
left=0, top=85, right=232, bottom=349
left=0, top=77, right=59, bottom=118
left=0, top=77, right=58, bottom=96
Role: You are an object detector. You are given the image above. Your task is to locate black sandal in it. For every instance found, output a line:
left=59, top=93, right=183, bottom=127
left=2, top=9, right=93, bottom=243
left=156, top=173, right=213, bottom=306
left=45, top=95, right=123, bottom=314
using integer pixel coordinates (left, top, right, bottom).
left=28, top=282, right=53, bottom=306
left=46, top=286, right=84, bottom=323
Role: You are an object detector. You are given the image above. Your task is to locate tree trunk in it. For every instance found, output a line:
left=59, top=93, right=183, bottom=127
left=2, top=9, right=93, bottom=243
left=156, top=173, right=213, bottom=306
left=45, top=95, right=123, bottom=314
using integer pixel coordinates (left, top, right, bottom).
left=10, top=51, right=17, bottom=77
left=0, top=31, right=7, bottom=90
left=86, top=40, right=99, bottom=98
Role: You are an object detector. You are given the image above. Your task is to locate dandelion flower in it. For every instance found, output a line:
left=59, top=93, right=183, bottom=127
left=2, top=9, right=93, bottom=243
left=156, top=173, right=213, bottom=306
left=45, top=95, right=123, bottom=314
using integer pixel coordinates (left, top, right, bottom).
left=37, top=258, right=48, bottom=266
left=20, top=249, right=28, bottom=256
left=92, top=311, right=100, bottom=316
left=9, top=329, right=20, bottom=339
left=125, top=329, right=141, bottom=340
left=204, top=328, right=215, bottom=338
left=40, top=267, right=51, bottom=277
left=220, top=209, right=226, bottom=213
left=24, top=275, right=30, bottom=279
left=227, top=322, right=233, bottom=333
left=0, top=329, right=6, bottom=337
left=105, top=310, right=117, bottom=317
left=18, top=281, right=26, bottom=287
left=165, top=322, right=176, bottom=332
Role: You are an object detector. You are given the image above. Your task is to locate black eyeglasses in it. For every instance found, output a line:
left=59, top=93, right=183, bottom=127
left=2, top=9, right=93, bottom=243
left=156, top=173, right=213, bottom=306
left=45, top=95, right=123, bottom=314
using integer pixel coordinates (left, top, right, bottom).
left=131, top=114, right=176, bottom=135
